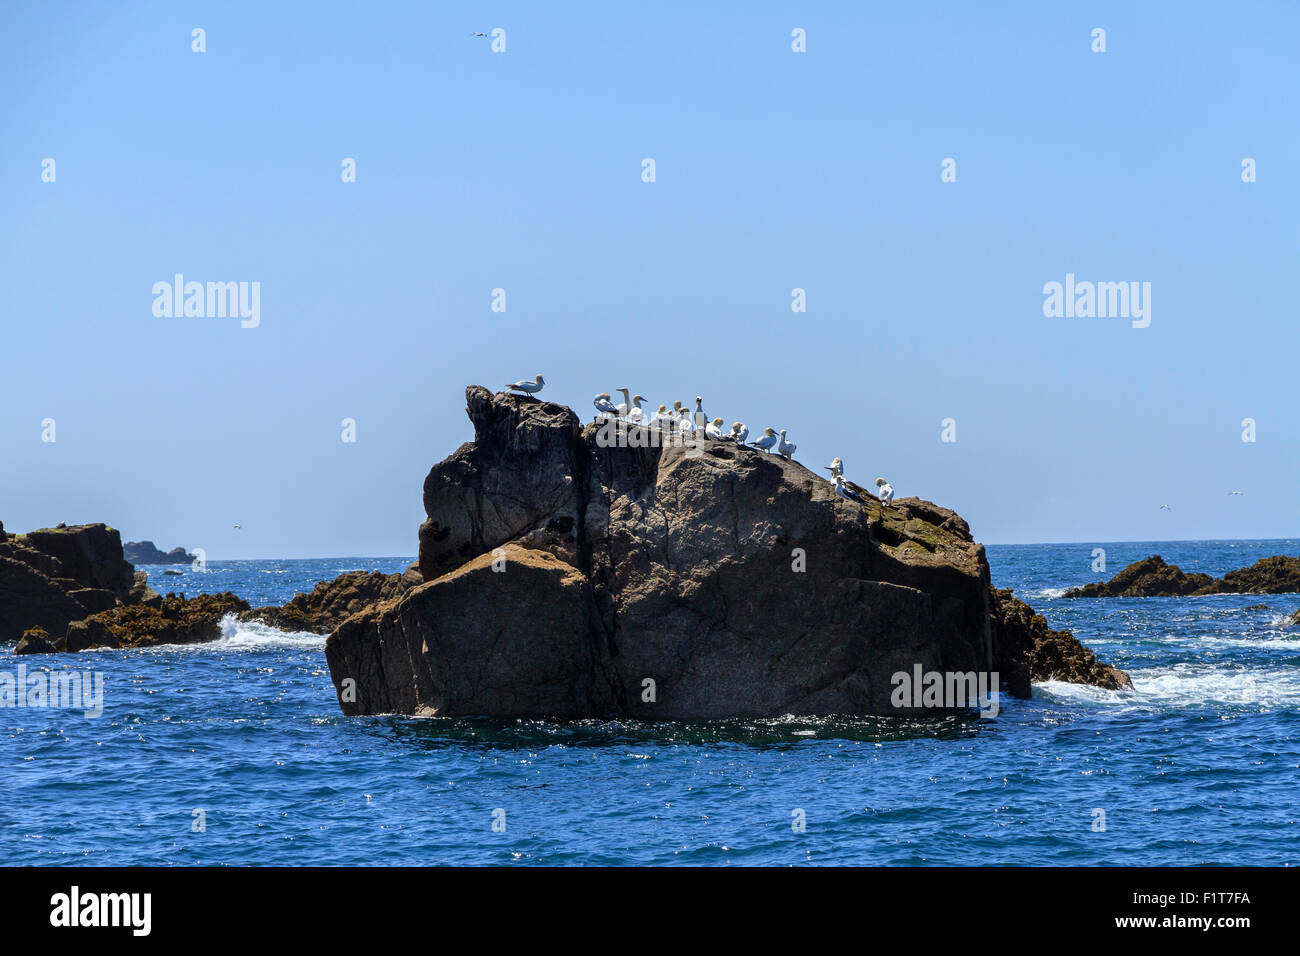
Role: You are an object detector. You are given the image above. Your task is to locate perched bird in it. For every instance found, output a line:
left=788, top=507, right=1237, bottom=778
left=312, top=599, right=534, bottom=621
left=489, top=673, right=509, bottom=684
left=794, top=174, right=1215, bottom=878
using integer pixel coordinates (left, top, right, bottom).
left=648, top=404, right=670, bottom=430
left=677, top=406, right=695, bottom=434
left=731, top=422, right=749, bottom=444
left=875, top=477, right=893, bottom=505
left=824, top=457, right=843, bottom=478
left=749, top=427, right=778, bottom=452
left=627, top=395, right=646, bottom=426
left=693, top=396, right=707, bottom=429
left=705, top=417, right=726, bottom=440
left=593, top=392, right=619, bottom=422
left=777, top=429, right=797, bottom=460
left=615, top=387, right=633, bottom=419
left=834, top=474, right=863, bottom=502
left=505, top=374, right=544, bottom=394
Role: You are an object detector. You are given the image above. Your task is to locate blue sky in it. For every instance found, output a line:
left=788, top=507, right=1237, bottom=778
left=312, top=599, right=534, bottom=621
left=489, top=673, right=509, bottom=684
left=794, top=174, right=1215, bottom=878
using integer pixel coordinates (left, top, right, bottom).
left=2, top=2, right=1297, bottom=559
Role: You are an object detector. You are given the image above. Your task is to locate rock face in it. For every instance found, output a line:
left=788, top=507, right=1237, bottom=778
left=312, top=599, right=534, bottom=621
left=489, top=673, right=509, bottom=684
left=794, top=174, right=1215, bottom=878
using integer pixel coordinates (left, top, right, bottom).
left=326, top=387, right=1128, bottom=719
left=1065, top=554, right=1300, bottom=598
left=241, top=566, right=422, bottom=635
left=123, top=540, right=197, bottom=565
left=0, top=523, right=145, bottom=643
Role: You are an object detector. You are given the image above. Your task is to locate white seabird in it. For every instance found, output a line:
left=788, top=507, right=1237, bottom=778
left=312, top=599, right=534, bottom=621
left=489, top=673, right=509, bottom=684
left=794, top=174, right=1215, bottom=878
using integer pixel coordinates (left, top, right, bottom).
left=731, top=422, right=748, bottom=444
left=648, top=404, right=670, bottom=430
left=705, top=417, right=726, bottom=440
left=823, top=457, right=843, bottom=477
left=627, top=394, right=646, bottom=426
left=777, top=429, right=796, bottom=460
left=677, top=405, right=695, bottom=434
left=614, top=387, right=633, bottom=420
left=693, top=396, right=707, bottom=430
left=834, top=474, right=863, bottom=502
left=505, top=374, right=544, bottom=394
left=874, top=477, right=893, bottom=505
left=593, top=392, right=619, bottom=422
left=749, top=427, right=778, bottom=453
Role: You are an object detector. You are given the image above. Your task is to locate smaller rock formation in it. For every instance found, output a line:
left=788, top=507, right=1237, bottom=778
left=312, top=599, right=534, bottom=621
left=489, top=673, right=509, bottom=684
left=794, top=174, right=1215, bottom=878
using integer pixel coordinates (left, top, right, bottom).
left=62, top=592, right=250, bottom=651
left=15, top=626, right=57, bottom=655
left=0, top=523, right=142, bottom=643
left=1065, top=554, right=1300, bottom=598
left=122, top=541, right=197, bottom=565
left=989, top=589, right=1132, bottom=695
left=241, top=565, right=422, bottom=634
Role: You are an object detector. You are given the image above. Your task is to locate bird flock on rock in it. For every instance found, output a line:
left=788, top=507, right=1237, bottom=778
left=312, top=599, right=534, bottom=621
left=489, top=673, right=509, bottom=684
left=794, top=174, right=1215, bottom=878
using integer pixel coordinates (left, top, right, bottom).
left=503, top=374, right=895, bottom=506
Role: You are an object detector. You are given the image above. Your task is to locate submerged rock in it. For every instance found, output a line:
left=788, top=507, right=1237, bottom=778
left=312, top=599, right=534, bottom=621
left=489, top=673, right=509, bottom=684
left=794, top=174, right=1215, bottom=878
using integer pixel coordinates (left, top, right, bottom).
left=326, top=386, right=1128, bottom=719
left=1065, top=554, right=1300, bottom=598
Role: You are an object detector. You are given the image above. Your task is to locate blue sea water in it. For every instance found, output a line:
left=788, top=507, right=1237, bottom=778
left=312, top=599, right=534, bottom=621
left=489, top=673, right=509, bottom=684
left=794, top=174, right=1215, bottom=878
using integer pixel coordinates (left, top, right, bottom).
left=3, top=541, right=1298, bottom=866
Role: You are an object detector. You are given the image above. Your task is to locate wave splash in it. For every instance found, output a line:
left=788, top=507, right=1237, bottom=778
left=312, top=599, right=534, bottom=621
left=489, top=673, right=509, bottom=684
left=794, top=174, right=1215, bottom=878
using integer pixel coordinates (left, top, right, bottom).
left=212, top=614, right=325, bottom=650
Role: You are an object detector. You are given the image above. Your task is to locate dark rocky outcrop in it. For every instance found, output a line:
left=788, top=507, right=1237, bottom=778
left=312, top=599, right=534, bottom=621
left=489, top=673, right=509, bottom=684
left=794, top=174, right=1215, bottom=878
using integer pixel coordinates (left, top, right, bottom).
left=240, top=566, right=422, bottom=635
left=1065, top=554, right=1300, bottom=598
left=326, top=386, right=1128, bottom=719
left=988, top=588, right=1132, bottom=696
left=0, top=523, right=145, bottom=644
left=62, top=592, right=250, bottom=651
left=122, top=540, right=197, bottom=565
left=15, top=626, right=58, bottom=655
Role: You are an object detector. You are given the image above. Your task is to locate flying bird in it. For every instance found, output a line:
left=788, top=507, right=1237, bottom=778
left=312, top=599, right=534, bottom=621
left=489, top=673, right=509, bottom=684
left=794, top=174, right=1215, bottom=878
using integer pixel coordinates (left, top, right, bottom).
left=1228, top=491, right=1244, bottom=496
left=233, top=524, right=242, bottom=530
left=1160, top=504, right=1172, bottom=511
left=749, top=427, right=778, bottom=453
left=504, top=374, right=544, bottom=394
left=777, top=429, right=797, bottom=460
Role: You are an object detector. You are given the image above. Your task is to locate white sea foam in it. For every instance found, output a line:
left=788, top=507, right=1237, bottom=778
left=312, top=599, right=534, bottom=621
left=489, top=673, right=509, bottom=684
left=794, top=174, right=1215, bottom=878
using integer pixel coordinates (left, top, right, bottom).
left=1036, top=662, right=1300, bottom=710
left=1022, top=586, right=1070, bottom=601
left=210, top=614, right=325, bottom=651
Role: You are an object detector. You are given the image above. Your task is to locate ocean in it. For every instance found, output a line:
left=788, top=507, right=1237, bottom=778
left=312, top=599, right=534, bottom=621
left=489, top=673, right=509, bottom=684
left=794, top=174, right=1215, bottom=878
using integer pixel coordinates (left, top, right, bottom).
left=3, top=540, right=1298, bottom=866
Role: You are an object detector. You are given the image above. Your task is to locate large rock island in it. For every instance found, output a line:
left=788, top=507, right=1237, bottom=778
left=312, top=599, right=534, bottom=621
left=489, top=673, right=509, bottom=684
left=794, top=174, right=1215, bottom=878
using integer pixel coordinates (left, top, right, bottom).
left=325, top=387, right=1129, bottom=720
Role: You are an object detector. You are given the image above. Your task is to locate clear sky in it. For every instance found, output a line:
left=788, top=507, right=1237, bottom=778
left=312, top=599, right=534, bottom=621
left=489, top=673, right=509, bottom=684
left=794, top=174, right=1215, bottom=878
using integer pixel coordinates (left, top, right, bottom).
left=2, top=2, right=1297, bottom=559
